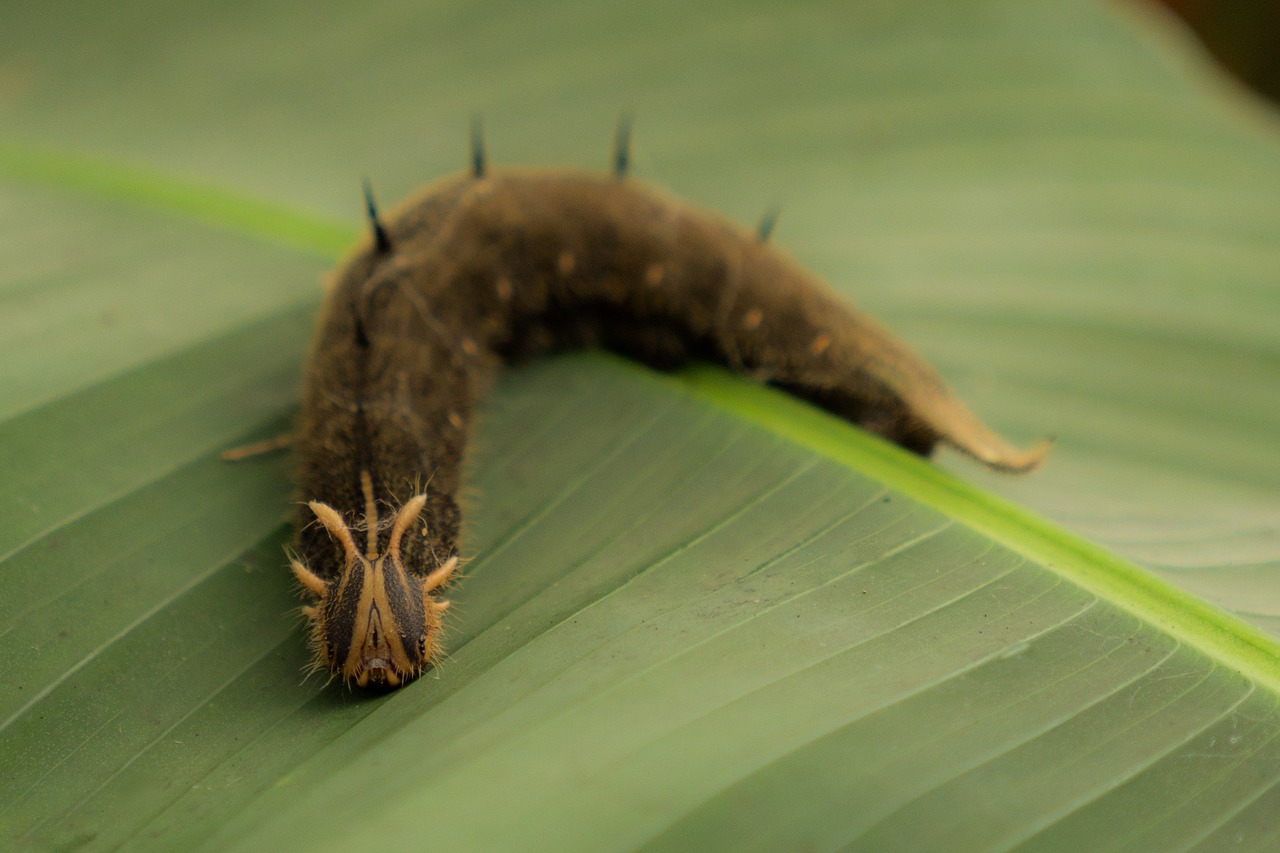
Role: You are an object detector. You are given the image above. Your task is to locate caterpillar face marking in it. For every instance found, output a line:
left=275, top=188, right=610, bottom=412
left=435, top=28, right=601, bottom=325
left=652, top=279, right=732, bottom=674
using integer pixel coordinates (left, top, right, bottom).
left=288, top=122, right=1049, bottom=689
left=293, top=471, right=457, bottom=688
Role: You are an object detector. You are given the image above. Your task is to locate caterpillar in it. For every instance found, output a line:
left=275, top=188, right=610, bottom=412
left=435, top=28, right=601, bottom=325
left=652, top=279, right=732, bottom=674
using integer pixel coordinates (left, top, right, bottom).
left=287, top=122, right=1049, bottom=689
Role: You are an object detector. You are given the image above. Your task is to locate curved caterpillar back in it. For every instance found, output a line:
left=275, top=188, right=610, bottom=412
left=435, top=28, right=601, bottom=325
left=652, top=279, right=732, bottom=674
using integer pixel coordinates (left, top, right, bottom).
left=288, top=122, right=1050, bottom=689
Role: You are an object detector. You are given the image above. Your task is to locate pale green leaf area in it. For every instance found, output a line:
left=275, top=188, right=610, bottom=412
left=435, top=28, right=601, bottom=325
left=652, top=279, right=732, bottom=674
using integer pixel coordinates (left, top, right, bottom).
left=2, top=0, right=1280, bottom=850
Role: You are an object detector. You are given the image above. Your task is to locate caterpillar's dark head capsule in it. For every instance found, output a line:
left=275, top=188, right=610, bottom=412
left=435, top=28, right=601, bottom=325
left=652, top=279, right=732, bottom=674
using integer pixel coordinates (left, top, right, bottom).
left=293, top=490, right=457, bottom=688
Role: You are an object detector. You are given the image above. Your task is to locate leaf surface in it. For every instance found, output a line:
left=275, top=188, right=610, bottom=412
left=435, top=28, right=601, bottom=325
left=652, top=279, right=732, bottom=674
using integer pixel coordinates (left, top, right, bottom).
left=2, top=1, right=1280, bottom=850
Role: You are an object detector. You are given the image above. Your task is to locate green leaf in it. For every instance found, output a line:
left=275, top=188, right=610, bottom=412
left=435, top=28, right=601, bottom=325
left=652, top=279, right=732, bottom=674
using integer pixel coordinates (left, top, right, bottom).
left=3, top=1, right=1280, bottom=851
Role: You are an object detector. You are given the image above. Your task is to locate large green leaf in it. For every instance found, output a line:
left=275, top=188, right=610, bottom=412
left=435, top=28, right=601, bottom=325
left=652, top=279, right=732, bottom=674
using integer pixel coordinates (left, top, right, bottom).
left=3, top=0, right=1280, bottom=850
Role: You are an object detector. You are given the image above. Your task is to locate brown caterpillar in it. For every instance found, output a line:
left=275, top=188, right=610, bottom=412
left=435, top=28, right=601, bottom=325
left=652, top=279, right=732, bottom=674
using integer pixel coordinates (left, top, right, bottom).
left=288, top=123, right=1049, bottom=689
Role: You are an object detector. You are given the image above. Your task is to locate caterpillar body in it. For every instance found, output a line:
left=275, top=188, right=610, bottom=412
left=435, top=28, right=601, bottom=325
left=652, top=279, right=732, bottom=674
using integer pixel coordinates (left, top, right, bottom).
left=289, top=127, right=1049, bottom=689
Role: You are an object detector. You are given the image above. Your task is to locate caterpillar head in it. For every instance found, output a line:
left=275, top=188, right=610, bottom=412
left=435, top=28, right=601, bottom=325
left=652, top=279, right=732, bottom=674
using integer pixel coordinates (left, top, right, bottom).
left=292, top=493, right=457, bottom=689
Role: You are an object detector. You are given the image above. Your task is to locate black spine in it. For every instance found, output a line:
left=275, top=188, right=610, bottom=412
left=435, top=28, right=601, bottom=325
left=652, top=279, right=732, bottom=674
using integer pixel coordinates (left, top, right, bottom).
left=470, top=116, right=487, bottom=178
left=362, top=178, right=392, bottom=253
left=612, top=115, right=632, bottom=178
left=755, top=204, right=780, bottom=243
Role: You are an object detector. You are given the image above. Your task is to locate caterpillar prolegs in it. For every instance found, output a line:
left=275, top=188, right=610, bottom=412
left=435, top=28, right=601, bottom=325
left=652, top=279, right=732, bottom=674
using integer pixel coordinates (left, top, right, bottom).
left=290, top=124, right=1049, bottom=689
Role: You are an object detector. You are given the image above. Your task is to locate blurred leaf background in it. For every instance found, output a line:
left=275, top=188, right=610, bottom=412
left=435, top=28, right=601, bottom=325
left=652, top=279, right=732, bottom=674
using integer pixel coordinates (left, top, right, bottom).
left=3, top=0, right=1280, bottom=850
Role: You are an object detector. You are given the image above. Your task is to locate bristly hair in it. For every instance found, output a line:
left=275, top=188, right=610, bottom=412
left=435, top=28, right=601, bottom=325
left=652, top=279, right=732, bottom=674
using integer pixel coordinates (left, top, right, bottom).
left=362, top=177, right=391, bottom=253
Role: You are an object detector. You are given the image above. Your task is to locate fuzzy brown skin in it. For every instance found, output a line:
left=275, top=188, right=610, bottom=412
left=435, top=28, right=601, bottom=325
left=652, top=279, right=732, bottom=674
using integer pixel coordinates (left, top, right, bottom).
left=292, top=166, right=1048, bottom=687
